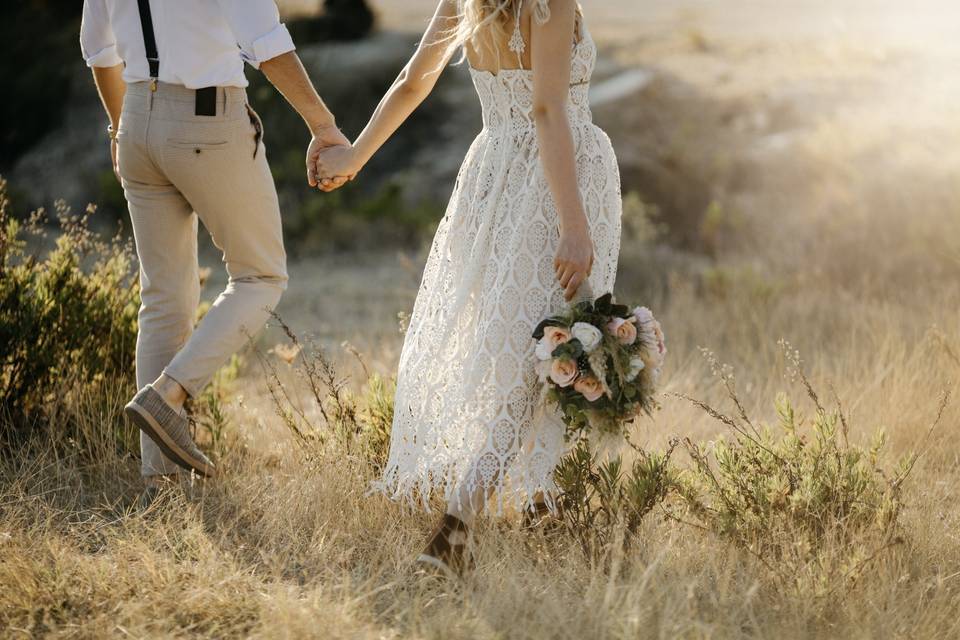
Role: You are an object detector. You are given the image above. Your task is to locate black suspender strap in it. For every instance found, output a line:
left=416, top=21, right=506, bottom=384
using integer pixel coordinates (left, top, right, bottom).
left=134, top=0, right=218, bottom=115
left=136, top=0, right=160, bottom=82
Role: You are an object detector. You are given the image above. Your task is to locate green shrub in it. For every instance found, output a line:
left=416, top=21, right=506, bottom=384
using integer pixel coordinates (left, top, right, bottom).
left=554, top=439, right=676, bottom=557
left=0, top=178, right=139, bottom=454
left=673, top=343, right=947, bottom=595
left=357, top=370, right=395, bottom=474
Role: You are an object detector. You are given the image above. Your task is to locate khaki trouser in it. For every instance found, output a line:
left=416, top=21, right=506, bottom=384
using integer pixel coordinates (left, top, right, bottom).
left=117, top=81, right=287, bottom=477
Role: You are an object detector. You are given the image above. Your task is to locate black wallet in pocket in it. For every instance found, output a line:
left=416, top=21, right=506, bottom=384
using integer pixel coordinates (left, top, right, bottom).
left=195, top=87, right=217, bottom=116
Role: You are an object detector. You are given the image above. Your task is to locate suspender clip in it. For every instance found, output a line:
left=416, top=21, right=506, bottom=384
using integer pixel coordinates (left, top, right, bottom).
left=138, top=0, right=160, bottom=96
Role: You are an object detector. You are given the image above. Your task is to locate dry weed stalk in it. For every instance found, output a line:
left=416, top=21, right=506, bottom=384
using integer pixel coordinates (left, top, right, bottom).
left=252, top=312, right=391, bottom=471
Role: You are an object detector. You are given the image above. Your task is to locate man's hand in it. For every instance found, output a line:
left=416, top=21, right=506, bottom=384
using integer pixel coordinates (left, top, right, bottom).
left=306, top=124, right=351, bottom=192
left=258, top=52, right=350, bottom=192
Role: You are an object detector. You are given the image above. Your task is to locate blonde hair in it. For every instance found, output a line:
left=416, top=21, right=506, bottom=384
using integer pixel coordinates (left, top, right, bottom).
left=446, top=0, right=552, bottom=66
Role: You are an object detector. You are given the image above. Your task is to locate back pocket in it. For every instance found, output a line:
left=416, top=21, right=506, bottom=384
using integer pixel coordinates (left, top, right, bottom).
left=167, top=140, right=229, bottom=152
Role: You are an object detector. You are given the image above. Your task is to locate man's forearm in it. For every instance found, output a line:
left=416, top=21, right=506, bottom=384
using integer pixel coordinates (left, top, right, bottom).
left=92, top=64, right=126, bottom=129
left=260, top=52, right=336, bottom=133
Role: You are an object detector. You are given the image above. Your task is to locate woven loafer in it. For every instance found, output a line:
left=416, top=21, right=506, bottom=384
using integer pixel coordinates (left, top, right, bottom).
left=124, top=385, right=216, bottom=478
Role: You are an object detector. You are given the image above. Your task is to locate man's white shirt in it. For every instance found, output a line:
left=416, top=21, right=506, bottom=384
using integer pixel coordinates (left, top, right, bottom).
left=80, top=0, right=296, bottom=88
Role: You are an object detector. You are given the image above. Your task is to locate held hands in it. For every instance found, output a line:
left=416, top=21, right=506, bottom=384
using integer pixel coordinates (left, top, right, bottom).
left=315, top=145, right=363, bottom=189
left=555, top=220, right=594, bottom=301
left=306, top=124, right=354, bottom=192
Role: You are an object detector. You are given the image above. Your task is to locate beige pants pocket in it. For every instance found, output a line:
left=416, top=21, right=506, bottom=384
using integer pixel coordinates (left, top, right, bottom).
left=167, top=140, right=229, bottom=151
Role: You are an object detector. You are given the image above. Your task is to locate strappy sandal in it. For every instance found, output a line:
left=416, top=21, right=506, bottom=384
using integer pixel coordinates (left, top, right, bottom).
left=416, top=514, right=473, bottom=576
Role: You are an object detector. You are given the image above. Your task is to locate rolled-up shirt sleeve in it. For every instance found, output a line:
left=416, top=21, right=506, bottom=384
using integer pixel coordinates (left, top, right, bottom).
left=217, top=0, right=296, bottom=69
left=80, top=0, right=123, bottom=67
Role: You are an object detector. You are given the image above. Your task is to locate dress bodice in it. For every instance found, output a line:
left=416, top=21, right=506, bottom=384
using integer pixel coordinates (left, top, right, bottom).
left=469, top=28, right=597, bottom=136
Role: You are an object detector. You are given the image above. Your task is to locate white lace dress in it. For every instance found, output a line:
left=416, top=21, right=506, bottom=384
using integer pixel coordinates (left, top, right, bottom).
left=375, top=15, right=622, bottom=513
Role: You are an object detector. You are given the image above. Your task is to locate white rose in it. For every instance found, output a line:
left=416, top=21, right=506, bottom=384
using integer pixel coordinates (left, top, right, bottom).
left=571, top=322, right=603, bottom=352
left=626, top=356, right=646, bottom=382
left=535, top=336, right=555, bottom=360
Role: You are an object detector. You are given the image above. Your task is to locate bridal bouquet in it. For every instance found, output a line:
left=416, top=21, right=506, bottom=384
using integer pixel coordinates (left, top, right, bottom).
left=533, top=293, right=666, bottom=441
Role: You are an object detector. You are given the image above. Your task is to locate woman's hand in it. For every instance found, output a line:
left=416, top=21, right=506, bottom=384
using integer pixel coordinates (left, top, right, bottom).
left=307, top=125, right=352, bottom=192
left=316, top=146, right=362, bottom=186
left=555, top=220, right=594, bottom=301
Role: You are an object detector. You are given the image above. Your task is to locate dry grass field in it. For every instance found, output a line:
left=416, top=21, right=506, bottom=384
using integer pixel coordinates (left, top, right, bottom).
left=4, top=2, right=960, bottom=638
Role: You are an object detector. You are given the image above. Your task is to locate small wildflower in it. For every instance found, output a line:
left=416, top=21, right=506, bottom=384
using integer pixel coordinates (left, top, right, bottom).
left=270, top=342, right=301, bottom=364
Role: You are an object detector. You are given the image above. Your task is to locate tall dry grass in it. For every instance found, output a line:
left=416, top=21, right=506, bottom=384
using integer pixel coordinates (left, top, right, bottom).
left=3, top=241, right=960, bottom=638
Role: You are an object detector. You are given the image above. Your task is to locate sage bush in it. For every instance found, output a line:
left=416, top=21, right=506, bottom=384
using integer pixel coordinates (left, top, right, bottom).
left=0, top=178, right=139, bottom=452
left=673, top=344, right=948, bottom=595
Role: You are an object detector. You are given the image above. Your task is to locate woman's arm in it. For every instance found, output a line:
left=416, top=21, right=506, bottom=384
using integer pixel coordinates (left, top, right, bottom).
left=531, top=0, right=593, bottom=301
left=316, top=0, right=459, bottom=178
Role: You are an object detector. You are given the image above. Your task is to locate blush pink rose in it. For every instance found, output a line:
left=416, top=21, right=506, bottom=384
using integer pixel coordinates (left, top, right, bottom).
left=543, top=326, right=572, bottom=349
left=549, top=358, right=579, bottom=387
left=574, top=374, right=604, bottom=402
left=606, top=317, right=638, bottom=345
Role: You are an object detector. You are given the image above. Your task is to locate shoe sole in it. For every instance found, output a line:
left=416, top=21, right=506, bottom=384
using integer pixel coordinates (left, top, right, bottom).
left=124, top=402, right=216, bottom=478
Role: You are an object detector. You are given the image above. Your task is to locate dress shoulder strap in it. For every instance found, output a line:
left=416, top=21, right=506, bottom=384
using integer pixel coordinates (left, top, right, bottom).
left=507, top=2, right=584, bottom=66
left=508, top=0, right=527, bottom=67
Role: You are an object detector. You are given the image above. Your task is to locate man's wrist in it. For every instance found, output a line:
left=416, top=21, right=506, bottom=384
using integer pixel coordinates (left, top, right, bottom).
left=308, top=118, right=337, bottom=136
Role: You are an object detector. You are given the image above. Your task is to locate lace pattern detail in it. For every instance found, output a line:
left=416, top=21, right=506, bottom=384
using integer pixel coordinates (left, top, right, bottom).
left=508, top=0, right=526, bottom=57
left=373, top=21, right=621, bottom=513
